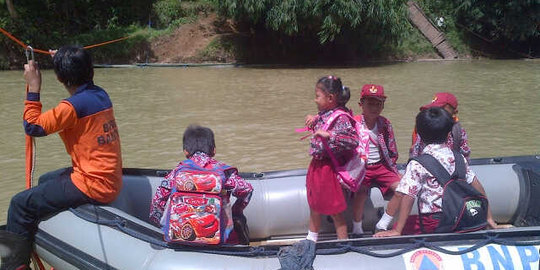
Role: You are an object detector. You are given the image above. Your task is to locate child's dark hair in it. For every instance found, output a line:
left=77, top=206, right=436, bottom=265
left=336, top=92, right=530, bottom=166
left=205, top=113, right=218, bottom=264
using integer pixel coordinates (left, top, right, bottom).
left=416, top=107, right=454, bottom=144
left=53, top=45, right=94, bottom=87
left=183, top=125, right=216, bottom=157
left=317, top=75, right=350, bottom=107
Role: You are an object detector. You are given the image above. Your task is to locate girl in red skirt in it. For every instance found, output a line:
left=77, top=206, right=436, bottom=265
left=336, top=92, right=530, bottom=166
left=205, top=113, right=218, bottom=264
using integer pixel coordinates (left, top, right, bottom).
left=303, top=76, right=359, bottom=241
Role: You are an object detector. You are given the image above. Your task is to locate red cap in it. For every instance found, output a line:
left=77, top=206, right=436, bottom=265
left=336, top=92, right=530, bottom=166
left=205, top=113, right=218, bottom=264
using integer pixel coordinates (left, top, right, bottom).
left=420, top=92, right=458, bottom=110
left=360, top=84, right=386, bottom=100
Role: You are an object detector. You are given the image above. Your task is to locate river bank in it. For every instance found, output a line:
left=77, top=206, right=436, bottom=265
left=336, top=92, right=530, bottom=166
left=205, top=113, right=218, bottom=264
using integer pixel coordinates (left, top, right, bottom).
left=2, top=0, right=538, bottom=70
left=1, top=12, right=521, bottom=70
left=126, top=13, right=452, bottom=65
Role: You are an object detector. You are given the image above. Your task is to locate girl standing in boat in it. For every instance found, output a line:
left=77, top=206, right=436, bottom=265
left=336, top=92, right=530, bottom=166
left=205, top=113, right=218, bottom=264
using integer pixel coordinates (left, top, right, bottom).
left=303, top=76, right=358, bottom=241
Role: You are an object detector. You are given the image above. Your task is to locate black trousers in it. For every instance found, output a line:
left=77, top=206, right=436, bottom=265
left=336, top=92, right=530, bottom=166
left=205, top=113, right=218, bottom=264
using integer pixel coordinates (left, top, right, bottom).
left=6, top=167, right=99, bottom=240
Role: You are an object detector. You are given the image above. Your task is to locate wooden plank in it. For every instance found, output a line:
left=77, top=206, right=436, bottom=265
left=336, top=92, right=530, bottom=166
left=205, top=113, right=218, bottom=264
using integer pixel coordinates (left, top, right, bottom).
left=407, top=1, right=458, bottom=59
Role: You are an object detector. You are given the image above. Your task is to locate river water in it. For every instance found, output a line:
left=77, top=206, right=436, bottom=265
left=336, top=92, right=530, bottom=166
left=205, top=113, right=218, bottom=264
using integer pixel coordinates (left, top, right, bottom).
left=1, top=60, right=539, bottom=224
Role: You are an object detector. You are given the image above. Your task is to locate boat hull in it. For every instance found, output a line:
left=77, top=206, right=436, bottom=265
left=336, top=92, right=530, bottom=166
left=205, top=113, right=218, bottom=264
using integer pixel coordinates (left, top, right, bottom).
left=33, top=155, right=540, bottom=269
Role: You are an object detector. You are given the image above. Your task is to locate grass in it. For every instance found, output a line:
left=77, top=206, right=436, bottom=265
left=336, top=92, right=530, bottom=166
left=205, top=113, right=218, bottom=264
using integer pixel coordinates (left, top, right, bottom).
left=197, top=35, right=239, bottom=62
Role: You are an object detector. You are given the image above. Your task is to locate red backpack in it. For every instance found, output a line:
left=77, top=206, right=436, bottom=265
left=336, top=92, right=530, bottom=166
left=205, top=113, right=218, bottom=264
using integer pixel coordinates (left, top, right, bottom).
left=162, top=159, right=234, bottom=245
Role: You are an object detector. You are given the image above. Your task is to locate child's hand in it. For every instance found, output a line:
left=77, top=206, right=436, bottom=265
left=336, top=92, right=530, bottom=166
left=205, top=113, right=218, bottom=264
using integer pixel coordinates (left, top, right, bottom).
left=487, top=218, right=512, bottom=229
left=305, top=114, right=317, bottom=128
left=373, top=229, right=400, bottom=238
left=49, top=49, right=57, bottom=58
left=23, top=60, right=41, bottom=93
left=313, top=130, right=330, bottom=138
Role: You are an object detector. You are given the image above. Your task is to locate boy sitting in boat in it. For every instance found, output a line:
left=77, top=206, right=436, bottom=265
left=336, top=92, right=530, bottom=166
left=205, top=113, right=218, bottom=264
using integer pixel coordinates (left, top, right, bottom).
left=351, top=84, right=401, bottom=234
left=410, top=92, right=471, bottom=162
left=375, top=107, right=497, bottom=237
left=149, top=125, right=253, bottom=245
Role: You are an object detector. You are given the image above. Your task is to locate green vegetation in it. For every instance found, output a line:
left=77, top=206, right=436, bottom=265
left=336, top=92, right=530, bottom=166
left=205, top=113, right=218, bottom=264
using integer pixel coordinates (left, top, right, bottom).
left=419, top=0, right=539, bottom=42
left=211, top=0, right=413, bottom=62
left=198, top=36, right=238, bottom=62
left=393, top=23, right=439, bottom=59
left=416, top=0, right=539, bottom=57
left=0, top=0, right=214, bottom=68
left=153, top=0, right=213, bottom=28
left=214, top=0, right=408, bottom=44
left=211, top=0, right=538, bottom=61
left=1, top=0, right=538, bottom=68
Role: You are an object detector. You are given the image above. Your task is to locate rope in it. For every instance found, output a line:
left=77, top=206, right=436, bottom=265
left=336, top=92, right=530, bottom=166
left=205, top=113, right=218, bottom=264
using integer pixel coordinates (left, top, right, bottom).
left=82, top=36, right=130, bottom=50
left=25, top=46, right=37, bottom=189
left=21, top=46, right=46, bottom=270
left=0, top=26, right=130, bottom=55
left=0, top=27, right=50, bottom=55
left=421, top=236, right=493, bottom=255
left=69, top=207, right=277, bottom=257
left=68, top=205, right=540, bottom=259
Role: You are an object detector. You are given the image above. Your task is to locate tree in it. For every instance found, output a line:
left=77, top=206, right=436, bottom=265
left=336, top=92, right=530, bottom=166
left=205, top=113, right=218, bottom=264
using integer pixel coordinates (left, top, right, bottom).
left=214, top=0, right=408, bottom=44
left=452, top=0, right=539, bottom=42
left=5, top=0, right=18, bottom=19
left=418, top=0, right=539, bottom=57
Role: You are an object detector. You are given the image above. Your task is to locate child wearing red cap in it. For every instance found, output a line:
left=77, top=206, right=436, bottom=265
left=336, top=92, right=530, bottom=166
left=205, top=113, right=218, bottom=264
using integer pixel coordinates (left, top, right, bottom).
left=375, top=107, right=498, bottom=237
left=351, top=84, right=401, bottom=235
left=410, top=92, right=471, bottom=161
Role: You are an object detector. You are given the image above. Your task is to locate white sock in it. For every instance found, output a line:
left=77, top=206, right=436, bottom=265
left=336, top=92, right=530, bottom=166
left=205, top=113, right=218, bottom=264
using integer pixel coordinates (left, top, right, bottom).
left=306, top=230, right=318, bottom=242
left=352, top=221, right=364, bottom=234
left=376, top=212, right=394, bottom=230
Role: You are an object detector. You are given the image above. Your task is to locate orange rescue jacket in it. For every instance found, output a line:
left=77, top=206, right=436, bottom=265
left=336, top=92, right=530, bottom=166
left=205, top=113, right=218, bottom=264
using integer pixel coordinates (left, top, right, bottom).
left=23, top=82, right=122, bottom=203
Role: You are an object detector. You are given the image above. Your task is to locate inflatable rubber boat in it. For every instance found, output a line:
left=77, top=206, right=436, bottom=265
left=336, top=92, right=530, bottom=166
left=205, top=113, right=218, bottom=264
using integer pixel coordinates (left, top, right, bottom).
left=28, top=155, right=540, bottom=269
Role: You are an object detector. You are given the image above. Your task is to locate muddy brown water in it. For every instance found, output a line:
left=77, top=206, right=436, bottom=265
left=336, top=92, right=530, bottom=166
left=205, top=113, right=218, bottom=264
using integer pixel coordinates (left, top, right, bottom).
left=1, top=60, right=539, bottom=224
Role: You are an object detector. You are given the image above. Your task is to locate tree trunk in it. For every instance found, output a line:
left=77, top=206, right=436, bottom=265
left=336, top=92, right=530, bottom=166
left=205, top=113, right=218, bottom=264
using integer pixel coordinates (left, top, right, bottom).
left=6, top=0, right=19, bottom=19
left=407, top=1, right=457, bottom=59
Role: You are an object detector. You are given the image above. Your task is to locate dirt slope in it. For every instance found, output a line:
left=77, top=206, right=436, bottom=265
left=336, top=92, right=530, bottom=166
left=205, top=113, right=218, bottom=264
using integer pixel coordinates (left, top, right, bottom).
left=149, top=13, right=234, bottom=63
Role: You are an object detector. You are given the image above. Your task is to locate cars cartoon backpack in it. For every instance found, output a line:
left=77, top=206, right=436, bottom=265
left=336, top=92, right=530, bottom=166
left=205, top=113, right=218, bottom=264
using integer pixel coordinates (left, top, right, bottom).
left=412, top=150, right=489, bottom=233
left=162, top=159, right=234, bottom=245
left=320, top=109, right=369, bottom=192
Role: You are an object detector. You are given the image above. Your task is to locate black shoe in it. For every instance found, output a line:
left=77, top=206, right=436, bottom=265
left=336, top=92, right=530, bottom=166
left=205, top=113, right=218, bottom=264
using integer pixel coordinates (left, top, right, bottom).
left=350, top=233, right=363, bottom=239
left=233, top=214, right=250, bottom=245
left=0, top=230, right=32, bottom=270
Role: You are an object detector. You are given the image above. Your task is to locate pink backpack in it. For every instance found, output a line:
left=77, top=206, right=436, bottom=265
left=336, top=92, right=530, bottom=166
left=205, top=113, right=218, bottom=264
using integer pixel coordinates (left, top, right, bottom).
left=321, top=110, right=369, bottom=192
left=297, top=110, right=369, bottom=192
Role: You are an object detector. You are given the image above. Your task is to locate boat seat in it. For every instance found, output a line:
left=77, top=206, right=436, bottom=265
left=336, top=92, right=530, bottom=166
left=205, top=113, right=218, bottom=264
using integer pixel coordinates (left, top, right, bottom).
left=109, top=173, right=163, bottom=224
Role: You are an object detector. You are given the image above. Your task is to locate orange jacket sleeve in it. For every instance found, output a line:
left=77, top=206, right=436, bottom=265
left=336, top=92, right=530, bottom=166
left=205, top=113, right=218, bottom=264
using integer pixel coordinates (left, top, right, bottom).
left=23, top=93, right=78, bottom=137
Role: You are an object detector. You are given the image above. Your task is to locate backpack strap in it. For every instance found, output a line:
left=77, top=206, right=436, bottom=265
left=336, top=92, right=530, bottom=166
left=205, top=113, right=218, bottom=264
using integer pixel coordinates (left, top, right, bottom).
left=411, top=154, right=452, bottom=234
left=451, top=149, right=467, bottom=180
left=411, top=150, right=467, bottom=186
left=451, top=122, right=462, bottom=152
left=320, top=109, right=363, bottom=165
left=410, top=150, right=468, bottom=233
left=409, top=150, right=467, bottom=187
left=179, top=159, right=204, bottom=171
left=411, top=154, right=452, bottom=186
left=321, top=109, right=353, bottom=131
left=177, top=159, right=233, bottom=186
